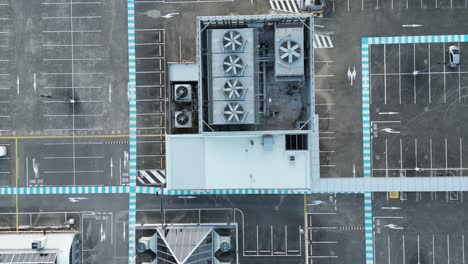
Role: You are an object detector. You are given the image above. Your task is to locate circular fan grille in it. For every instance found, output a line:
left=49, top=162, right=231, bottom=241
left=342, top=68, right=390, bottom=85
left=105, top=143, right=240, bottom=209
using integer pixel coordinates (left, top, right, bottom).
left=176, top=112, right=190, bottom=125
left=279, top=40, right=301, bottom=63
left=223, top=30, right=243, bottom=51
left=223, top=79, right=244, bottom=99
left=223, top=103, right=245, bottom=122
left=175, top=86, right=188, bottom=99
left=223, top=55, right=244, bottom=75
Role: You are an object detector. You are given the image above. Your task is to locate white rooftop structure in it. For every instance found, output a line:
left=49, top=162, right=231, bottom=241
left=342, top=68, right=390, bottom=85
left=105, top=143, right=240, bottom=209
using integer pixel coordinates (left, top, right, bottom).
left=166, top=131, right=317, bottom=190
left=0, top=232, right=79, bottom=264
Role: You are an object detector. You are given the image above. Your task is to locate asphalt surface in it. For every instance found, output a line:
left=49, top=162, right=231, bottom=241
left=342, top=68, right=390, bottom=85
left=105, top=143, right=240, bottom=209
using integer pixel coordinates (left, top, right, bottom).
left=373, top=191, right=468, bottom=264
left=18, top=137, right=130, bottom=186
left=0, top=194, right=129, bottom=264
left=306, top=193, right=365, bottom=264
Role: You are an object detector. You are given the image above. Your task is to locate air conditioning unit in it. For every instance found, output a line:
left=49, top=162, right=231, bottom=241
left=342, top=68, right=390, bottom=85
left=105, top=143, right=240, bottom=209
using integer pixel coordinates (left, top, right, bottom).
left=174, top=111, right=192, bottom=128
left=174, top=84, right=192, bottom=102
left=213, top=231, right=233, bottom=264
left=137, top=235, right=157, bottom=253
left=31, top=236, right=47, bottom=250
left=223, top=102, right=246, bottom=123
left=222, top=30, right=244, bottom=51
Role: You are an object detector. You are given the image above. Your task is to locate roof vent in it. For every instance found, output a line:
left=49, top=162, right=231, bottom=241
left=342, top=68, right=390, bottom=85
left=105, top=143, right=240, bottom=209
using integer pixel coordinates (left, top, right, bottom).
left=279, top=40, right=301, bottom=63
left=223, top=55, right=244, bottom=75
left=174, top=84, right=192, bottom=102
left=223, top=79, right=245, bottom=99
left=31, top=236, right=47, bottom=250
left=223, top=103, right=245, bottom=122
left=223, top=30, right=243, bottom=51
left=174, top=111, right=192, bottom=128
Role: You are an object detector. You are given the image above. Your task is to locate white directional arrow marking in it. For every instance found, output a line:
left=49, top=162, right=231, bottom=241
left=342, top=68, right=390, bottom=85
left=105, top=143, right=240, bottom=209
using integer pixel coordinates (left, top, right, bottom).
left=108, top=83, right=112, bottom=103
left=381, top=206, right=401, bottom=210
left=347, top=66, right=357, bottom=86
left=402, top=24, right=422, bottom=28
left=178, top=196, right=197, bottom=199
left=309, top=200, right=326, bottom=206
left=110, top=158, right=114, bottom=178
left=32, top=158, right=39, bottom=179
left=380, top=128, right=400, bottom=134
left=161, top=13, right=180, bottom=19
left=100, top=222, right=106, bottom=242
left=123, top=151, right=128, bottom=170
left=378, top=112, right=399, bottom=115
left=384, top=224, right=404, bottom=230
left=68, top=197, right=89, bottom=203
left=123, top=222, right=126, bottom=240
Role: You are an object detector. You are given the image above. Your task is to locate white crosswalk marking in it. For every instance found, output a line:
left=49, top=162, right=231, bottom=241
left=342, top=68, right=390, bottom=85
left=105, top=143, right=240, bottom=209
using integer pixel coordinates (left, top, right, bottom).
left=313, top=34, right=334, bottom=49
left=270, top=0, right=301, bottom=13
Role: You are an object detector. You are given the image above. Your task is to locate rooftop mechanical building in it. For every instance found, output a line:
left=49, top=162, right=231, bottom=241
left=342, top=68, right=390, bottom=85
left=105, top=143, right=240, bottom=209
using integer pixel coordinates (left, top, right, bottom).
left=166, top=14, right=319, bottom=191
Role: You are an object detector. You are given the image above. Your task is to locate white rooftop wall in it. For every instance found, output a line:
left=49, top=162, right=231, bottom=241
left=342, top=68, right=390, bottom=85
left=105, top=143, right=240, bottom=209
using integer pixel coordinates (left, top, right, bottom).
left=166, top=134, right=310, bottom=190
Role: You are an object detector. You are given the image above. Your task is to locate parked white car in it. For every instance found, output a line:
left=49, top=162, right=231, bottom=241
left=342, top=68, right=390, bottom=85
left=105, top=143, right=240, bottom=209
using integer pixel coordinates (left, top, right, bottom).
left=448, top=45, right=460, bottom=68
left=0, top=146, right=7, bottom=157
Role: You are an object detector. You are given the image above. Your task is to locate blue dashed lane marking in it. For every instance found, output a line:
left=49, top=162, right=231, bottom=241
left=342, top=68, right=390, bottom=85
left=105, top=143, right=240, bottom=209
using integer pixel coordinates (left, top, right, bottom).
left=362, top=38, right=371, bottom=178
left=0, top=186, right=130, bottom=195
left=127, top=0, right=137, bottom=262
left=364, top=193, right=373, bottom=264
left=0, top=187, right=367, bottom=196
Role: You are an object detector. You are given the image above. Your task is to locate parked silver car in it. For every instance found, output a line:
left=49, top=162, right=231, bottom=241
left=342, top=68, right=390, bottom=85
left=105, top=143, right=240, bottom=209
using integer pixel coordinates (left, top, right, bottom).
left=448, top=45, right=460, bottom=68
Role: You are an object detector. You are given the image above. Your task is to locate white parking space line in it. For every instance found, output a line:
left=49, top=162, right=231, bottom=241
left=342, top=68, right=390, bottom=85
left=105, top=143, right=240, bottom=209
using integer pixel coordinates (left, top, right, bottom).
left=463, top=234, right=465, bottom=264
left=443, top=42, right=446, bottom=103
left=42, top=30, right=102, bottom=33
left=43, top=58, right=102, bottom=61
left=429, top=43, right=432, bottom=103
left=372, top=71, right=468, bottom=75
left=43, top=170, right=104, bottom=174
left=459, top=42, right=461, bottom=103
left=403, top=235, right=406, bottom=264
left=44, top=114, right=103, bottom=117
left=41, top=72, right=103, bottom=75
left=415, top=138, right=418, bottom=169
left=43, top=156, right=104, bottom=159
left=43, top=44, right=101, bottom=47
left=448, top=234, right=450, bottom=263
left=384, top=44, right=387, bottom=104
left=44, top=128, right=103, bottom=131
left=388, top=235, right=391, bottom=264
left=461, top=138, right=463, bottom=174
left=42, top=16, right=102, bottom=19
left=44, top=86, right=101, bottom=89
left=418, top=235, right=420, bottom=263
left=42, top=142, right=104, bottom=145
left=413, top=44, right=416, bottom=104
left=42, top=2, right=101, bottom=5
left=43, top=100, right=102, bottom=103
left=445, top=138, right=448, bottom=169
left=385, top=139, right=388, bottom=177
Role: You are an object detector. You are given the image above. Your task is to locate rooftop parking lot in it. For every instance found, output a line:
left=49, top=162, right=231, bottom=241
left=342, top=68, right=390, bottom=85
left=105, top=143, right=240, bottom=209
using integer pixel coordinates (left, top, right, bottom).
left=373, top=191, right=468, bottom=264
left=0, top=0, right=128, bottom=136
left=370, top=41, right=468, bottom=177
